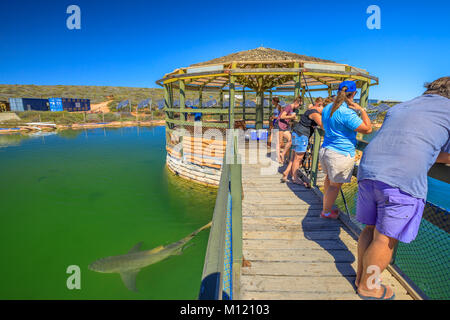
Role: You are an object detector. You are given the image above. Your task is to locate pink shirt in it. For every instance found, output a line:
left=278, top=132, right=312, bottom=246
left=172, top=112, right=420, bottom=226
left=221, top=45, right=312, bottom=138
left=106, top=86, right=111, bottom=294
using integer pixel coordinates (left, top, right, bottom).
left=278, top=105, right=293, bottom=130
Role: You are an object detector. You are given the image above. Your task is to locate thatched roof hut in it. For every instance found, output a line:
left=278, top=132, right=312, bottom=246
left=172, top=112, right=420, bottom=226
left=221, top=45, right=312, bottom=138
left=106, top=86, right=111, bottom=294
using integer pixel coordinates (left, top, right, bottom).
left=161, top=47, right=379, bottom=186
left=158, top=47, right=378, bottom=130
left=190, top=47, right=335, bottom=66
left=157, top=47, right=378, bottom=92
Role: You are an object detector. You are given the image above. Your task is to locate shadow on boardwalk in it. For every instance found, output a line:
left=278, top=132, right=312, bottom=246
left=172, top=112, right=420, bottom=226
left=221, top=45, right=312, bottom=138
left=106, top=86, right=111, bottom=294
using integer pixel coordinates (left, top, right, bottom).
left=286, top=181, right=359, bottom=292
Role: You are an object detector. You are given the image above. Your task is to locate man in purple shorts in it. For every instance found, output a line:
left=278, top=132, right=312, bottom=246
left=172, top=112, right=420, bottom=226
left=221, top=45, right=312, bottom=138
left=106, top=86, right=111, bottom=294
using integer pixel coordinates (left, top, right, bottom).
left=354, top=77, right=450, bottom=300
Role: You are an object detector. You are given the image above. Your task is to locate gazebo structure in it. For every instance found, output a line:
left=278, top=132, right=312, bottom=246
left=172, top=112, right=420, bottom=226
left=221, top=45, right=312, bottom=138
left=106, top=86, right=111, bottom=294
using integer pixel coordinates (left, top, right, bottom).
left=156, top=47, right=378, bottom=186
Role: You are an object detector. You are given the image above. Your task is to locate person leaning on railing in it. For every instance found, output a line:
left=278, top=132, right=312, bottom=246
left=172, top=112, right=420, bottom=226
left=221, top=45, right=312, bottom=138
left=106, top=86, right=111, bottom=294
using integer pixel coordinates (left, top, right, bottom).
left=319, top=81, right=372, bottom=220
left=281, top=97, right=324, bottom=185
left=354, top=76, right=450, bottom=300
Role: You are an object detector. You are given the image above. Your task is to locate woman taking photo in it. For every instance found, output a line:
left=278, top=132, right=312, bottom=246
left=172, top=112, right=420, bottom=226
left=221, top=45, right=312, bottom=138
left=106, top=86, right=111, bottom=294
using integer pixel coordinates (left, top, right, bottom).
left=281, top=97, right=324, bottom=185
left=319, top=81, right=372, bottom=219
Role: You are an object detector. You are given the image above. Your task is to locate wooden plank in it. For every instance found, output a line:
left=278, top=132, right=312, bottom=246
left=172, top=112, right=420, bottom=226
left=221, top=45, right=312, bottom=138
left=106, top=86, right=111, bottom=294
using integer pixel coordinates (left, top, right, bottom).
left=241, top=275, right=356, bottom=293
left=243, top=216, right=337, bottom=226
left=241, top=261, right=357, bottom=277
left=243, top=230, right=346, bottom=241
left=243, top=198, right=322, bottom=206
left=244, top=194, right=320, bottom=201
left=242, top=208, right=322, bottom=218
left=243, top=204, right=322, bottom=213
left=243, top=248, right=355, bottom=263
left=242, top=222, right=343, bottom=233
left=242, top=184, right=314, bottom=191
left=243, top=186, right=313, bottom=192
left=240, top=290, right=361, bottom=300
left=243, top=239, right=354, bottom=251
left=243, top=208, right=322, bottom=217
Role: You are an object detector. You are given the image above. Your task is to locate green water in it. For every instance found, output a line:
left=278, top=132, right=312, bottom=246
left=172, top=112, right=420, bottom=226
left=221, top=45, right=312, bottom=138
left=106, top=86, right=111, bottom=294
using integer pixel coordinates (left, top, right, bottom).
left=0, top=127, right=216, bottom=299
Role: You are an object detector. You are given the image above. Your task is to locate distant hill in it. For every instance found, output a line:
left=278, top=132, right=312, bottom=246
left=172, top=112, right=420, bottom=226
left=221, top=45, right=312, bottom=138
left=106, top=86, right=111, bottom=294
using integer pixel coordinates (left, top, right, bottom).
left=0, top=84, right=166, bottom=110
left=0, top=84, right=239, bottom=111
left=0, top=84, right=312, bottom=110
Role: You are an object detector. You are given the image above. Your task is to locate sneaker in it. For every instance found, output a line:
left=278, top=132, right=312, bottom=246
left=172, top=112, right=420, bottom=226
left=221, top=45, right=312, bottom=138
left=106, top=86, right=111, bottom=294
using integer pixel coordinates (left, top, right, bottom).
left=320, top=209, right=339, bottom=219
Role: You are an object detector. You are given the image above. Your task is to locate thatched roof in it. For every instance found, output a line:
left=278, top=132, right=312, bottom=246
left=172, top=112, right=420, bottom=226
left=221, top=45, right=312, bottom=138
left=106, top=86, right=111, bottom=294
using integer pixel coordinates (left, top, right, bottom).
left=190, top=47, right=334, bottom=67
left=157, top=47, right=378, bottom=91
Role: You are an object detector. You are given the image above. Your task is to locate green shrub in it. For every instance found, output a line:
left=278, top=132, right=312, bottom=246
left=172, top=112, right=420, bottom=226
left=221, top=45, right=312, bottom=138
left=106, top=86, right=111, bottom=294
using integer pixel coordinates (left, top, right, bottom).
left=103, top=113, right=119, bottom=122
left=0, top=120, right=25, bottom=127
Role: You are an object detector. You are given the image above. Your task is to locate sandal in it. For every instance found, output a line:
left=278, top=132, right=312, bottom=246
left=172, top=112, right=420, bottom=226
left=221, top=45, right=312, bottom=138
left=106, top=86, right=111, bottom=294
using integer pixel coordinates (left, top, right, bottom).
left=357, top=284, right=395, bottom=300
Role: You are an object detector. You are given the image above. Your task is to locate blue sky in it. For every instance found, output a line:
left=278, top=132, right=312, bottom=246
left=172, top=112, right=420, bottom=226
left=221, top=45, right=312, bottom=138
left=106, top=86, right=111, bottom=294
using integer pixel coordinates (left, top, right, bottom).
left=0, top=0, right=449, bottom=101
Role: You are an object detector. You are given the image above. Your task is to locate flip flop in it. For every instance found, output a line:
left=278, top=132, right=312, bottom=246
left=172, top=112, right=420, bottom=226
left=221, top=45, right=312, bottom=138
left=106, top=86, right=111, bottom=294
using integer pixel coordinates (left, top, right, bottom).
left=357, top=284, right=395, bottom=300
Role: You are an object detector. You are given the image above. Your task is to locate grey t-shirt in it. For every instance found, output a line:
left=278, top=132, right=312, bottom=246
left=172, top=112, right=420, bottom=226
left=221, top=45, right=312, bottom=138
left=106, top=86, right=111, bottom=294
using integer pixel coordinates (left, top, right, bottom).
left=357, top=94, right=450, bottom=199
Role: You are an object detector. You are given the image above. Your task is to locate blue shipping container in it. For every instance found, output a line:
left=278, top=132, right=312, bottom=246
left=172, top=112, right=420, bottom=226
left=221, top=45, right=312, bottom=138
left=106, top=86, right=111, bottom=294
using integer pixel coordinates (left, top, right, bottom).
left=9, top=98, right=24, bottom=112
left=59, top=98, right=91, bottom=112
left=49, top=98, right=64, bottom=112
left=22, top=98, right=49, bottom=111
left=8, top=98, right=49, bottom=111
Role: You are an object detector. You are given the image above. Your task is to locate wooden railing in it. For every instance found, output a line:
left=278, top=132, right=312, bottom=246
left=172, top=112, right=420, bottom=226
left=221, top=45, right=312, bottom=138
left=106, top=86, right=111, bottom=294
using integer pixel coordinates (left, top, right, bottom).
left=198, top=135, right=242, bottom=300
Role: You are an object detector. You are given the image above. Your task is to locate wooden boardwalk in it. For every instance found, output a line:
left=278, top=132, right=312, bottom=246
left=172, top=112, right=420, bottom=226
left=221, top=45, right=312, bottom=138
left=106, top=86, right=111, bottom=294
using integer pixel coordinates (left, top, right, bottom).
left=239, top=161, right=413, bottom=300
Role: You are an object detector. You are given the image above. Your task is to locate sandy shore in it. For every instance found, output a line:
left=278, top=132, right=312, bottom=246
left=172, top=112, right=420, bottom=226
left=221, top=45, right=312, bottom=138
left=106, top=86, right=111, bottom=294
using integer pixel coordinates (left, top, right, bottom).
left=0, top=119, right=166, bottom=135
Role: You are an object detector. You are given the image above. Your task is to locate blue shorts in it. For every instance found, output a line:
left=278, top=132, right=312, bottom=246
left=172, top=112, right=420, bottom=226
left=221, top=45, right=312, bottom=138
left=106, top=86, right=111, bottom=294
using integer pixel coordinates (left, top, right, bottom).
left=291, top=132, right=308, bottom=153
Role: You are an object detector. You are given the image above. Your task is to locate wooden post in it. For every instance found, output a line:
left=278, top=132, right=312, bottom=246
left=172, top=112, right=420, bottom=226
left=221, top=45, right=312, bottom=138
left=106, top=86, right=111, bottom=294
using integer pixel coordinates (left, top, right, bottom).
left=229, top=76, right=236, bottom=129
left=164, top=84, right=170, bottom=109
left=179, top=79, right=185, bottom=124
left=219, top=90, right=224, bottom=122
left=199, top=87, right=203, bottom=109
left=310, top=128, right=322, bottom=187
left=164, top=84, right=171, bottom=129
left=255, top=91, right=264, bottom=130
left=169, top=83, right=174, bottom=108
left=102, top=111, right=105, bottom=123
left=294, top=62, right=301, bottom=98
left=301, top=87, right=306, bottom=109
left=360, top=81, right=369, bottom=109
left=269, top=91, right=273, bottom=117
left=242, top=88, right=246, bottom=122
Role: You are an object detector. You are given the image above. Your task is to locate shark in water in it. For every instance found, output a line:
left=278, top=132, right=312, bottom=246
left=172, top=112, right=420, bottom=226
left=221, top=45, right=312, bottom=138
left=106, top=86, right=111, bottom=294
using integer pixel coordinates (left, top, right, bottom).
left=88, top=221, right=212, bottom=292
